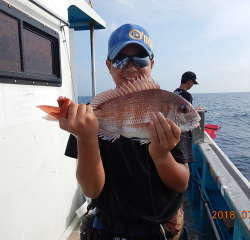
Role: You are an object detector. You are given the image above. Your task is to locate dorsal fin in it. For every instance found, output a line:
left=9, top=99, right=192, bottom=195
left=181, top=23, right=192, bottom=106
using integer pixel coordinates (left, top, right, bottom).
left=90, top=76, right=160, bottom=109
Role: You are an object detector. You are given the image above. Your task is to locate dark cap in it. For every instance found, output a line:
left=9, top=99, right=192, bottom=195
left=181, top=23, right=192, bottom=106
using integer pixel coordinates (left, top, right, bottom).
left=107, top=23, right=154, bottom=60
left=181, top=71, right=198, bottom=84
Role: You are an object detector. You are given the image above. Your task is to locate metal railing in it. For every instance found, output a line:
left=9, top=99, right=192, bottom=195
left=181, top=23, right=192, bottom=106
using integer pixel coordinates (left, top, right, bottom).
left=192, top=110, right=205, bottom=145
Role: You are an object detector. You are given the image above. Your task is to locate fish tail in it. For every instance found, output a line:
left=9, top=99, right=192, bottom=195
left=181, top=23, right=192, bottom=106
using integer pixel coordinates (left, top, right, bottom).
left=36, top=105, right=61, bottom=120
left=42, top=113, right=59, bottom=121
left=37, top=97, right=73, bottom=120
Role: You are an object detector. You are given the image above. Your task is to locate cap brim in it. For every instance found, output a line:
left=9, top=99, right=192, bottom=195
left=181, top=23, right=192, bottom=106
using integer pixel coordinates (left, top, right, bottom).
left=108, top=41, right=153, bottom=60
left=193, top=80, right=199, bottom=85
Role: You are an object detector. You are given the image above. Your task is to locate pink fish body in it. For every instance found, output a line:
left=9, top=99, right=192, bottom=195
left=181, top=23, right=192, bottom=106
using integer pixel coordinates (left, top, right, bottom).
left=37, top=77, right=200, bottom=143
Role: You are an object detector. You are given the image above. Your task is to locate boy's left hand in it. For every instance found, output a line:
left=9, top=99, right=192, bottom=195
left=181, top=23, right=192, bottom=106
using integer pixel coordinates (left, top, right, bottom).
left=148, top=112, right=181, bottom=162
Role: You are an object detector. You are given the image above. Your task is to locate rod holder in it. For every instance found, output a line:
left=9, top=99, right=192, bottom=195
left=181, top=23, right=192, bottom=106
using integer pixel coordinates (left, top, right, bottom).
left=192, top=110, right=205, bottom=145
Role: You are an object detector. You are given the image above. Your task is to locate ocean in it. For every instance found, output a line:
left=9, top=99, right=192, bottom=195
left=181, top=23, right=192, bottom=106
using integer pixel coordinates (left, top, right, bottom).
left=193, top=92, right=250, bottom=181
left=78, top=92, right=250, bottom=182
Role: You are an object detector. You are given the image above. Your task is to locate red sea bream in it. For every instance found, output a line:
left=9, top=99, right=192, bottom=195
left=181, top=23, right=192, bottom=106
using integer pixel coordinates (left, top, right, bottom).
left=37, top=77, right=201, bottom=143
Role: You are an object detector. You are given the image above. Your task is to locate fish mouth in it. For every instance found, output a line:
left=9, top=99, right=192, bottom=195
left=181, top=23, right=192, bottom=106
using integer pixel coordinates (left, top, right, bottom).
left=191, top=121, right=200, bottom=128
left=190, top=118, right=200, bottom=128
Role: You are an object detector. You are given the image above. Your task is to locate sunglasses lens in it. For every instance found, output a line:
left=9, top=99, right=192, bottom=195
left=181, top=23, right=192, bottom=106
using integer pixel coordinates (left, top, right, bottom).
left=112, top=55, right=150, bottom=69
left=112, top=57, right=129, bottom=69
left=133, top=56, right=150, bottom=68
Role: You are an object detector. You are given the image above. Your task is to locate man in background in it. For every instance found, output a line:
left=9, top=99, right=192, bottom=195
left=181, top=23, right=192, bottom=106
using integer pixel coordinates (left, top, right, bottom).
left=174, top=71, right=204, bottom=110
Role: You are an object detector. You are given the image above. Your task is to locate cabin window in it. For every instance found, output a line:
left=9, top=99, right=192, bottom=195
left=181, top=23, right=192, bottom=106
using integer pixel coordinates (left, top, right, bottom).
left=0, top=2, right=61, bottom=87
left=0, top=11, right=22, bottom=72
left=23, top=28, right=54, bottom=75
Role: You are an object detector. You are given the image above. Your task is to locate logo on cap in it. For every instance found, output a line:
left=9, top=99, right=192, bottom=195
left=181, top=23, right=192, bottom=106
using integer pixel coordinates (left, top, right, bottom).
left=128, top=29, right=142, bottom=40
left=128, top=29, right=153, bottom=50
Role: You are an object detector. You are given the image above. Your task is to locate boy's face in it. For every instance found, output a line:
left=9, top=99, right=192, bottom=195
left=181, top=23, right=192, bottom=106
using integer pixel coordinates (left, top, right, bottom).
left=106, top=44, right=154, bottom=88
left=187, top=80, right=194, bottom=90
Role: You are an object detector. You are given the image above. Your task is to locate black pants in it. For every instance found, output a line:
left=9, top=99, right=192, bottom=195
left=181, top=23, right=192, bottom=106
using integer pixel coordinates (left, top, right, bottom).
left=91, top=229, right=165, bottom=240
left=89, top=222, right=189, bottom=240
left=80, top=214, right=189, bottom=240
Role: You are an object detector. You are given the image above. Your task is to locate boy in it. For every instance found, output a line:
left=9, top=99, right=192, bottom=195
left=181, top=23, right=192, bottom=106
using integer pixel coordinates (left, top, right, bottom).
left=174, top=71, right=204, bottom=110
left=62, top=24, right=193, bottom=240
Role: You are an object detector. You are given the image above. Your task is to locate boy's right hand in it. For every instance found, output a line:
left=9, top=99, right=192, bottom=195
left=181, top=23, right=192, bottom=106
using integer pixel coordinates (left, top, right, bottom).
left=58, top=100, right=99, bottom=143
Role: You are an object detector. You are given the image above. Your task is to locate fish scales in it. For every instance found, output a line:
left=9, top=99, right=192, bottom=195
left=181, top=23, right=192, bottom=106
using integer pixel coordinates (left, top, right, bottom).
left=94, top=89, right=172, bottom=139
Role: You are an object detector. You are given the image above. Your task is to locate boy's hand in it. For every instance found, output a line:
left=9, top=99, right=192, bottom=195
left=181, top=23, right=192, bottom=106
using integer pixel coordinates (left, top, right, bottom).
left=148, top=112, right=181, bottom=162
left=59, top=101, right=99, bottom=143
left=195, top=105, right=204, bottom=110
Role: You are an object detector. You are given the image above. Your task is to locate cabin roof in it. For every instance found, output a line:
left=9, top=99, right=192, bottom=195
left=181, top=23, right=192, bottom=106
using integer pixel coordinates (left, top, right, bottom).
left=68, top=0, right=106, bottom=30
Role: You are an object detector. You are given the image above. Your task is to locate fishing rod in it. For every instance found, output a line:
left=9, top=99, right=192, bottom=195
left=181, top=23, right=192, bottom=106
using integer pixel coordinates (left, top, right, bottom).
left=189, top=171, right=223, bottom=240
left=206, top=111, right=232, bottom=118
left=204, top=108, right=250, bottom=125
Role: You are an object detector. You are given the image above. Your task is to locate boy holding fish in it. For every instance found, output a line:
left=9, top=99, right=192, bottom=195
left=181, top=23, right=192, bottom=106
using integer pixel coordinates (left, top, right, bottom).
left=62, top=24, right=197, bottom=240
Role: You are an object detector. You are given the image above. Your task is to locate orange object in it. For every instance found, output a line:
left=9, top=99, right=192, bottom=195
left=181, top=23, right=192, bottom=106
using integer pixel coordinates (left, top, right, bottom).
left=88, top=0, right=93, bottom=8
left=37, top=97, right=73, bottom=119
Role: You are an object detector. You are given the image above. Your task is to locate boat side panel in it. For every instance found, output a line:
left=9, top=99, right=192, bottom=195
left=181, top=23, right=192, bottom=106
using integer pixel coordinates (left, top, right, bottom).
left=0, top=0, right=83, bottom=240
left=187, top=137, right=250, bottom=240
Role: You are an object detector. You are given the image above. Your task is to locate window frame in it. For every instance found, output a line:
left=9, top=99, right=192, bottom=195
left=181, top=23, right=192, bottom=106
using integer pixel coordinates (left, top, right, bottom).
left=0, top=2, right=61, bottom=87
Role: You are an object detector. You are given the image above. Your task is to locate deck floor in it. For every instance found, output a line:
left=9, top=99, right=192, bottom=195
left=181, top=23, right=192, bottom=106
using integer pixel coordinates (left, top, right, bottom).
left=183, top=192, right=199, bottom=240
left=66, top=218, right=81, bottom=240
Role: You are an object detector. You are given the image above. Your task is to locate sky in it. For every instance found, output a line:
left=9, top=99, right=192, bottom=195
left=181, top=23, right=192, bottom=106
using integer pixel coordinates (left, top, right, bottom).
left=74, top=0, right=250, bottom=96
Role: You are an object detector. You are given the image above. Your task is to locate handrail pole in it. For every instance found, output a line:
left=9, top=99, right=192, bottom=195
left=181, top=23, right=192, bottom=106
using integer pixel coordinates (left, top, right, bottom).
left=204, top=203, right=222, bottom=240
left=89, top=23, right=96, bottom=97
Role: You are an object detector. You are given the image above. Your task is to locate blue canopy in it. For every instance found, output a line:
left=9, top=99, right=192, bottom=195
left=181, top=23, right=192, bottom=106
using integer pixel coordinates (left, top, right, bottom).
left=68, top=4, right=106, bottom=31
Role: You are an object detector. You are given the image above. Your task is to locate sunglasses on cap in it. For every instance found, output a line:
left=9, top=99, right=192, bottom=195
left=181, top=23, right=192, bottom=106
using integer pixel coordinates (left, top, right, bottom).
left=111, top=54, right=153, bottom=69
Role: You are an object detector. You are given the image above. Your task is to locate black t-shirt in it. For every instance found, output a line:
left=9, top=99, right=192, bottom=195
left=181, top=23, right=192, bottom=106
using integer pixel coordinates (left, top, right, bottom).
left=174, top=88, right=193, bottom=104
left=65, top=133, right=194, bottom=224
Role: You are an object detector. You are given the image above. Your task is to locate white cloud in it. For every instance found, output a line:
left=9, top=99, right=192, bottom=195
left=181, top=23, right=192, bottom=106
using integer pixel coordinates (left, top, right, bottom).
left=107, top=22, right=119, bottom=34
left=221, top=67, right=236, bottom=71
left=97, top=22, right=118, bottom=38
left=76, top=0, right=250, bottom=94
left=112, top=0, right=250, bottom=39
left=160, top=0, right=250, bottom=39
left=238, top=58, right=249, bottom=67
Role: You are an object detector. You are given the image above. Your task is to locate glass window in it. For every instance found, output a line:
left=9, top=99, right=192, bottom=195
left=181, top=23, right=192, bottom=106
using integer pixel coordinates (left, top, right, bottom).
left=0, top=11, right=21, bottom=72
left=23, top=29, right=54, bottom=75
left=0, top=2, right=61, bottom=87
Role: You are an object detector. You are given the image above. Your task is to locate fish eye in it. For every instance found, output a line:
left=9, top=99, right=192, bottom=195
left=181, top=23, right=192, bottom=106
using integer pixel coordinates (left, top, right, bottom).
left=181, top=104, right=189, bottom=114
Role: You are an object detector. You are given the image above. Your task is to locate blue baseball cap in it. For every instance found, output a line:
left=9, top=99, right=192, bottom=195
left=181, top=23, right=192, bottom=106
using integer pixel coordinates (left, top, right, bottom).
left=108, top=23, right=154, bottom=60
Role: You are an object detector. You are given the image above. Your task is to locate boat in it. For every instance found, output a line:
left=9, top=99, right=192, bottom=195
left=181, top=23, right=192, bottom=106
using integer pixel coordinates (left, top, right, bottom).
left=1, top=1, right=249, bottom=240
left=185, top=110, right=250, bottom=240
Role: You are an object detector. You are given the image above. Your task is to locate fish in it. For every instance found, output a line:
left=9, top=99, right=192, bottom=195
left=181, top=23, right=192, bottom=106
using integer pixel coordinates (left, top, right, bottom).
left=37, top=77, right=201, bottom=143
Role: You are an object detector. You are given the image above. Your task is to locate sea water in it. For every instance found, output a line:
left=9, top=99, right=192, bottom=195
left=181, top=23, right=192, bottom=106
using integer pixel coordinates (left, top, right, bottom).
left=193, top=92, right=250, bottom=181
left=78, top=92, right=250, bottom=182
